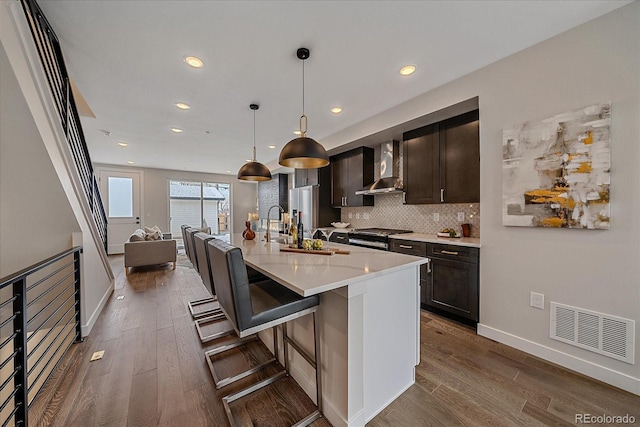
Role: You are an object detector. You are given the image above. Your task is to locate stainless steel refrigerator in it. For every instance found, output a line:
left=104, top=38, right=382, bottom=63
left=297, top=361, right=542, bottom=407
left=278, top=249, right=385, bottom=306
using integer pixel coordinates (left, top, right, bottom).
left=289, top=185, right=340, bottom=238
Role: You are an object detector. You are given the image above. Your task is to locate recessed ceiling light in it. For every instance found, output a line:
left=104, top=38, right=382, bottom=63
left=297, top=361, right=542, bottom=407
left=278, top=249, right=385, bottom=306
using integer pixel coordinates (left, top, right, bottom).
left=400, top=65, right=416, bottom=76
left=175, top=102, right=191, bottom=110
left=331, top=107, right=343, bottom=114
left=293, top=130, right=302, bottom=135
left=226, top=170, right=232, bottom=174
left=267, top=145, right=276, bottom=149
left=184, top=56, right=203, bottom=68
left=117, top=142, right=127, bottom=147
left=127, top=161, right=134, bottom=164
left=171, top=127, right=183, bottom=133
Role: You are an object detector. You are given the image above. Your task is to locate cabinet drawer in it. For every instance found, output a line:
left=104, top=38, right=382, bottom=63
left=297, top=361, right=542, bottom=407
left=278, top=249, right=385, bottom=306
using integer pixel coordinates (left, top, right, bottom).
left=389, top=239, right=427, bottom=257
left=427, top=243, right=479, bottom=264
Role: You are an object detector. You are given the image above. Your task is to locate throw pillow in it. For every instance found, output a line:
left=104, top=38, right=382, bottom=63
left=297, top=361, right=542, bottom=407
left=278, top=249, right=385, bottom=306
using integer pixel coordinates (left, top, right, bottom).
left=144, top=226, right=162, bottom=241
left=129, top=229, right=146, bottom=242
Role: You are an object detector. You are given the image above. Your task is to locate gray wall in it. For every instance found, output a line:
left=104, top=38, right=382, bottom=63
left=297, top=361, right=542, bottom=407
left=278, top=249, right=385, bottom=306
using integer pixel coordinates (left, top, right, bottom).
left=0, top=45, right=80, bottom=277
left=94, top=164, right=257, bottom=235
left=322, top=4, right=640, bottom=389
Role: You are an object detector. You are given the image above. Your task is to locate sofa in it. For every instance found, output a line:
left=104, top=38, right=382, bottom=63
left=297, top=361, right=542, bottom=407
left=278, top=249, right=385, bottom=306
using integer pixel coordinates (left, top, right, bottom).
left=124, top=228, right=177, bottom=274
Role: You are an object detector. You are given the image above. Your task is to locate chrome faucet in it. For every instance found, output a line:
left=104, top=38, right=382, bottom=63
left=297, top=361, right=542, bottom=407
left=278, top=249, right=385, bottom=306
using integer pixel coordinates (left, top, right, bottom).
left=265, top=205, right=285, bottom=242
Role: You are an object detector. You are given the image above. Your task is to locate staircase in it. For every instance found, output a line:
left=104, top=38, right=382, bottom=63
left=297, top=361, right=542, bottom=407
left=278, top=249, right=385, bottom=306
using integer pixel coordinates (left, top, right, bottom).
left=1, top=0, right=114, bottom=335
left=19, top=0, right=108, bottom=250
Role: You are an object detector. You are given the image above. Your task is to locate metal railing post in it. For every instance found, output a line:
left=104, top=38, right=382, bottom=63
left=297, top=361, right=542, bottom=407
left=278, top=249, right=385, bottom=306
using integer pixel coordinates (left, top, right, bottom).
left=12, top=278, right=28, bottom=426
left=74, top=249, right=83, bottom=342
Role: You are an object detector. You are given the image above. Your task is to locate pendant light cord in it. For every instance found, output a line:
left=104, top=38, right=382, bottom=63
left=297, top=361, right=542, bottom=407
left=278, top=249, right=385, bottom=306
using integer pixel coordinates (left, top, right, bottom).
left=299, top=59, right=308, bottom=136
left=252, top=108, right=257, bottom=161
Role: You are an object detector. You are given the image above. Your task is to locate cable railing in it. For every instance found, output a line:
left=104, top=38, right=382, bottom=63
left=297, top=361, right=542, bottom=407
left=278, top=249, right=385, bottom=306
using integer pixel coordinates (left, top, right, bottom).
left=0, top=247, right=83, bottom=427
left=19, top=0, right=107, bottom=251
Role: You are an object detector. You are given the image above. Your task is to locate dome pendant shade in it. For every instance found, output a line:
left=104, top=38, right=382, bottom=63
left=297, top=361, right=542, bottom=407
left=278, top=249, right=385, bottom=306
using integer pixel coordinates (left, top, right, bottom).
left=279, top=136, right=329, bottom=168
left=237, top=103, right=272, bottom=181
left=278, top=47, right=329, bottom=169
left=237, top=160, right=272, bottom=181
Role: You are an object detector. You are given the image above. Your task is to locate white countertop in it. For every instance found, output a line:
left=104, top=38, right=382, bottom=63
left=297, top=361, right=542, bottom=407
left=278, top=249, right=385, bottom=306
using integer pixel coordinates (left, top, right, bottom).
left=389, top=233, right=481, bottom=248
left=231, top=232, right=426, bottom=297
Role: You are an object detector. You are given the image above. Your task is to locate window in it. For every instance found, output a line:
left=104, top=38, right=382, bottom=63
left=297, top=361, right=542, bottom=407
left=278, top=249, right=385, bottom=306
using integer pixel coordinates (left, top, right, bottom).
left=108, top=177, right=133, bottom=217
left=169, top=181, right=231, bottom=247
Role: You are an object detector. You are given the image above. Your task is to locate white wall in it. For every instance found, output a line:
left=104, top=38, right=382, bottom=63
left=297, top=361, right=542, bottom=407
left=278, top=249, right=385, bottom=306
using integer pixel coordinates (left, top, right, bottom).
left=94, top=164, right=257, bottom=235
left=0, top=45, right=79, bottom=277
left=322, top=3, right=640, bottom=393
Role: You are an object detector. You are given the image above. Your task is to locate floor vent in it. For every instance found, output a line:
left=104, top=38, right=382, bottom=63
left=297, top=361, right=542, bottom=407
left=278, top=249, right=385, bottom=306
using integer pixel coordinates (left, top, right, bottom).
left=550, top=302, right=634, bottom=364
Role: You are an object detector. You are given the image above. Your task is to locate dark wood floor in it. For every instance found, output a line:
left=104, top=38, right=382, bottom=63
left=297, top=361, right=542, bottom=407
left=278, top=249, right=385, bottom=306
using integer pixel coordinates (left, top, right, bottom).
left=30, top=254, right=639, bottom=427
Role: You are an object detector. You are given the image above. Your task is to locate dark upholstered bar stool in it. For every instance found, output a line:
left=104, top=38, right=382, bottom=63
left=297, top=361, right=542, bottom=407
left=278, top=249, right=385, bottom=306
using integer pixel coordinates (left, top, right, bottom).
left=191, top=233, right=271, bottom=340
left=185, top=227, right=200, bottom=272
left=205, top=239, right=323, bottom=427
left=192, top=233, right=229, bottom=341
left=180, top=225, right=191, bottom=259
left=184, top=227, right=214, bottom=319
left=191, top=232, right=223, bottom=317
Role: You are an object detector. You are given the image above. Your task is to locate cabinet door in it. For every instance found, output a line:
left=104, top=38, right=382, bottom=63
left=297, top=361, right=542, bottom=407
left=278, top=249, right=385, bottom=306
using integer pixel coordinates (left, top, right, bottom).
left=294, top=169, right=307, bottom=188
left=306, top=168, right=319, bottom=186
left=294, top=168, right=320, bottom=187
left=331, top=155, right=348, bottom=207
left=403, top=123, right=440, bottom=204
left=441, top=111, right=480, bottom=203
left=420, top=265, right=429, bottom=308
left=345, top=148, right=374, bottom=207
left=426, top=258, right=478, bottom=321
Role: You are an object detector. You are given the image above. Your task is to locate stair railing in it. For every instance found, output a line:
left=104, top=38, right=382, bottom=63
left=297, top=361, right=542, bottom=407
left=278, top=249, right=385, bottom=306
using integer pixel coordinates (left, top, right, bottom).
left=19, top=0, right=108, bottom=251
left=0, top=247, right=83, bottom=427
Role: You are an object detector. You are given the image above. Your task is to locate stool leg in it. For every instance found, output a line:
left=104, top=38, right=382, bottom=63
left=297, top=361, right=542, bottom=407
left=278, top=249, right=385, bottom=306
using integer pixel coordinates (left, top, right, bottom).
left=282, top=322, right=290, bottom=373
left=272, top=325, right=278, bottom=363
left=313, top=311, right=323, bottom=413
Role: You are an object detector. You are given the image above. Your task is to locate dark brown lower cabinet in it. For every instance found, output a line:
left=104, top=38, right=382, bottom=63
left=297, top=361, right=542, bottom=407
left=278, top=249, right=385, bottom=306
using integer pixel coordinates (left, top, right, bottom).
left=426, top=243, right=479, bottom=324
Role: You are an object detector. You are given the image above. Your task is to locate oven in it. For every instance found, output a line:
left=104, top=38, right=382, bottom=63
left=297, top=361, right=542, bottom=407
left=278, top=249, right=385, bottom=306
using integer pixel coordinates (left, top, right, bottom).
left=347, top=228, right=413, bottom=251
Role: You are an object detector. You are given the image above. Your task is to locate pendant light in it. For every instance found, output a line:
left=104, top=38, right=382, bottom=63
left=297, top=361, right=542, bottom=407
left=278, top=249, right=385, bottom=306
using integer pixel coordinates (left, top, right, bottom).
left=278, top=47, right=329, bottom=169
left=237, top=104, right=272, bottom=181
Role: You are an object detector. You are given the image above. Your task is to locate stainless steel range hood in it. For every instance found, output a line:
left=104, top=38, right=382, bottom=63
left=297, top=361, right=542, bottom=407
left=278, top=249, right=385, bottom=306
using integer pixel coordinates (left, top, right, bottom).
left=355, top=140, right=403, bottom=195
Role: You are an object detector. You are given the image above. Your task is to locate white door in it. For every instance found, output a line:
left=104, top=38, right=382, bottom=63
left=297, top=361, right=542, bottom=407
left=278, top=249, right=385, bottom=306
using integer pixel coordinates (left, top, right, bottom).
left=100, top=170, right=141, bottom=255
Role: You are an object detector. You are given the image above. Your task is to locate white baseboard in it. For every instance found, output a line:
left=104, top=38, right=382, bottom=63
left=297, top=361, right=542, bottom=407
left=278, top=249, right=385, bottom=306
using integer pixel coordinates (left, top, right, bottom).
left=81, top=279, right=114, bottom=336
left=478, top=324, right=640, bottom=396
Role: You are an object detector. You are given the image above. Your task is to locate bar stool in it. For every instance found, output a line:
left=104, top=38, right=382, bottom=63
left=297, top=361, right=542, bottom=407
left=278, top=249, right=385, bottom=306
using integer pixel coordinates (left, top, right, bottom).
left=190, top=233, right=224, bottom=324
left=205, top=239, right=323, bottom=427
left=185, top=227, right=200, bottom=272
left=180, top=224, right=191, bottom=258
left=185, top=227, right=211, bottom=319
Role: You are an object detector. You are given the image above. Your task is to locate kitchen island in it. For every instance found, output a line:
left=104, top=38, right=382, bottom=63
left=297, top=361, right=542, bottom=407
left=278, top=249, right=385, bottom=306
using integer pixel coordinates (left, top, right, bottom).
left=230, top=233, right=427, bottom=427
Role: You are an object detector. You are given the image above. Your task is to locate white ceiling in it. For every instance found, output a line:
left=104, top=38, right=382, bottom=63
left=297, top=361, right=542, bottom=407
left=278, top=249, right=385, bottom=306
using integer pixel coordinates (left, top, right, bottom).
left=38, top=0, right=629, bottom=176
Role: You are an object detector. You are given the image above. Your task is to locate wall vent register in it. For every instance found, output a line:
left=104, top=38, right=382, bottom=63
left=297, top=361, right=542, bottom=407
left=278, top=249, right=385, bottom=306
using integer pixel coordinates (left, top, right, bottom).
left=550, top=302, right=635, bottom=364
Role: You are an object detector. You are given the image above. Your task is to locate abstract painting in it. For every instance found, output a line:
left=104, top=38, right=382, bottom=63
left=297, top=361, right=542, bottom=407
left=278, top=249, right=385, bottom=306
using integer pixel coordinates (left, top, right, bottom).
left=502, top=103, right=610, bottom=229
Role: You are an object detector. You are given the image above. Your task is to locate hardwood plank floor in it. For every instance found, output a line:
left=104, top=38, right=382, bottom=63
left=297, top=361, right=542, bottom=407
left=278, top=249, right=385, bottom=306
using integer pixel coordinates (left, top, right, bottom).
left=29, top=254, right=639, bottom=426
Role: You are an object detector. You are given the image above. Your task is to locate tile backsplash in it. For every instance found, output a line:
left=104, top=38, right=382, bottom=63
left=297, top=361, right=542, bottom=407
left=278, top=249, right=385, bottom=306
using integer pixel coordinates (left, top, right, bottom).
left=341, top=195, right=480, bottom=237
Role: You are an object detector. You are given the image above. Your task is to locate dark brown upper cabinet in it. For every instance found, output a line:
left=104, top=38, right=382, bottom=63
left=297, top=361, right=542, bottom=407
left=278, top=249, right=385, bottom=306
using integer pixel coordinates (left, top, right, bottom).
left=403, top=110, right=479, bottom=204
left=330, top=147, right=374, bottom=208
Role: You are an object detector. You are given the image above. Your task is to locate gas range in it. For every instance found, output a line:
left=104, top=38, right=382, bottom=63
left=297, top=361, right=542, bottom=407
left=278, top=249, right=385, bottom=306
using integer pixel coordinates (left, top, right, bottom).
left=348, top=228, right=413, bottom=251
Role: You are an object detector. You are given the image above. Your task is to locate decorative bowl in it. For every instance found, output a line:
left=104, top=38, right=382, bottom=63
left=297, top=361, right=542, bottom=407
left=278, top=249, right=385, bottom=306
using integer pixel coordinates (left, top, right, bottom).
left=331, top=222, right=350, bottom=228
